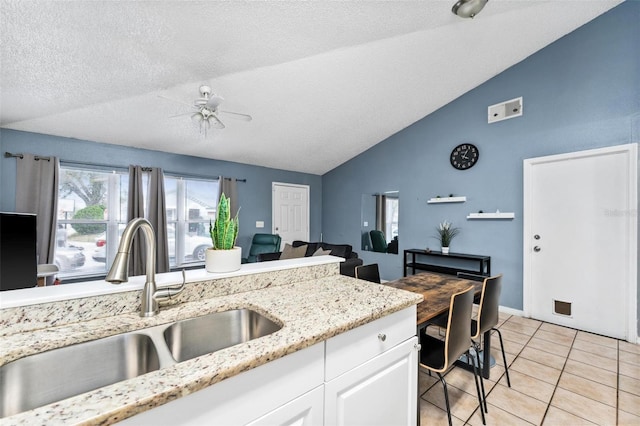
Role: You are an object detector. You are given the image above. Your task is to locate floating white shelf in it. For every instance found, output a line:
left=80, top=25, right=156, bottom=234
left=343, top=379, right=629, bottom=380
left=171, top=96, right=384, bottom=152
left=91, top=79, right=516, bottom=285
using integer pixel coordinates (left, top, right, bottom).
left=467, top=212, right=515, bottom=220
left=427, top=196, right=466, bottom=204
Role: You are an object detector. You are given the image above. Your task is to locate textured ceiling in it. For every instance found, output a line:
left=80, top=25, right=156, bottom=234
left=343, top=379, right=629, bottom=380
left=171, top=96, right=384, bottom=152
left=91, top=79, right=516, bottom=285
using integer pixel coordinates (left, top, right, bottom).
left=0, top=0, right=623, bottom=175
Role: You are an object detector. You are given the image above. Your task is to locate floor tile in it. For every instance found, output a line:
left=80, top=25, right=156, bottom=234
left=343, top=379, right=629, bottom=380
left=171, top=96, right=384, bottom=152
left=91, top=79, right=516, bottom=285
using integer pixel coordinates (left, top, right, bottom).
left=507, top=315, right=542, bottom=328
left=519, top=346, right=567, bottom=370
left=418, top=370, right=439, bottom=395
left=467, top=402, right=535, bottom=426
left=419, top=400, right=465, bottom=426
left=562, top=359, right=617, bottom=388
left=441, top=366, right=482, bottom=397
left=619, top=359, right=640, bottom=380
left=538, top=322, right=578, bottom=339
left=618, top=389, right=640, bottom=416
left=499, top=369, right=555, bottom=404
left=526, top=336, right=571, bottom=358
left=542, top=406, right=597, bottom=425
left=619, top=348, right=640, bottom=366
left=421, top=381, right=481, bottom=422
left=510, top=357, right=562, bottom=385
left=493, top=333, right=526, bottom=356
left=618, top=408, right=640, bottom=426
left=618, top=373, right=640, bottom=397
left=533, top=329, right=574, bottom=347
left=575, top=330, right=618, bottom=349
left=550, top=387, right=616, bottom=425
left=499, top=327, right=533, bottom=345
left=571, top=338, right=618, bottom=360
left=557, top=372, right=616, bottom=407
left=568, top=347, right=617, bottom=373
left=500, top=320, right=539, bottom=336
left=619, top=340, right=640, bottom=355
left=484, top=383, right=548, bottom=425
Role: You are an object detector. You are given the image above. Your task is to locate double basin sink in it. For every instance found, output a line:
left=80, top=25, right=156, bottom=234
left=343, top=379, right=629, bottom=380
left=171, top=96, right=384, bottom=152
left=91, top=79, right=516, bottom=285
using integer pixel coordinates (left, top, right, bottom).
left=0, top=309, right=282, bottom=418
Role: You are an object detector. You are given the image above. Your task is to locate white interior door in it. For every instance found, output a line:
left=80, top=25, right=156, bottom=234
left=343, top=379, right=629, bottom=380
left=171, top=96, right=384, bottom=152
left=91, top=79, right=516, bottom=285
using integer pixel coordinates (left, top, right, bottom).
left=272, top=183, right=310, bottom=247
left=523, top=144, right=637, bottom=341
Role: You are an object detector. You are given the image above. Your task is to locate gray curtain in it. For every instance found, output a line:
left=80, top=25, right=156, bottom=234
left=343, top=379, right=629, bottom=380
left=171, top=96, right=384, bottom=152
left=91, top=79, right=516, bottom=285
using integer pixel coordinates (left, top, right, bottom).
left=148, top=168, right=169, bottom=273
left=127, top=165, right=146, bottom=276
left=15, top=154, right=59, bottom=264
left=375, top=194, right=387, bottom=234
left=219, top=176, right=239, bottom=216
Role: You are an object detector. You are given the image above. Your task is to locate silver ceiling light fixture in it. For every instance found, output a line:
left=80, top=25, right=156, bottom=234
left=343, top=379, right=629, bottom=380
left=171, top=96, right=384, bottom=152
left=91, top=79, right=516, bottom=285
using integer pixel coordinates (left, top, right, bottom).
left=452, top=0, right=488, bottom=19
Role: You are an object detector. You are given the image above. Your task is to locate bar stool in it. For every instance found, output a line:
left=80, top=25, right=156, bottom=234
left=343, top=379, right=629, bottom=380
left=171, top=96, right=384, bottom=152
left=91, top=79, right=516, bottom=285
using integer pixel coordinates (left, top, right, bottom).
left=419, top=286, right=485, bottom=426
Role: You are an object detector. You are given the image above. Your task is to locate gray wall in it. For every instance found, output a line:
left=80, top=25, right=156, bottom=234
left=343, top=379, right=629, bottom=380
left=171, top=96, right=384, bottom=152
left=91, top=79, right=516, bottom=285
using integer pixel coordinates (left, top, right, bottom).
left=0, top=130, right=323, bottom=255
left=322, top=1, right=639, bottom=318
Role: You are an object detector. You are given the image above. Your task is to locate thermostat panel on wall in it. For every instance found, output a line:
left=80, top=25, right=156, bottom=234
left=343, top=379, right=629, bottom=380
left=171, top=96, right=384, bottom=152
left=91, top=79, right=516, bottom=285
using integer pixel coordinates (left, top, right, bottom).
left=488, top=96, right=523, bottom=124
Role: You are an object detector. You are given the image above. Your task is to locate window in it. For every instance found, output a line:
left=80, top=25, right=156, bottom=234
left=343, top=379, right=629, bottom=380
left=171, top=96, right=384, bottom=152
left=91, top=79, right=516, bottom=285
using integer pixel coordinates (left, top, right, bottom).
left=165, top=176, right=218, bottom=266
left=56, top=165, right=218, bottom=279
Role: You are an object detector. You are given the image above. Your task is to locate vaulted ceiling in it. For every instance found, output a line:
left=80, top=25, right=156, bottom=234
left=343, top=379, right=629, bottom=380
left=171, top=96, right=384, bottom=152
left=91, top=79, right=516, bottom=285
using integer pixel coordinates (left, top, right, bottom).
left=0, top=0, right=623, bottom=174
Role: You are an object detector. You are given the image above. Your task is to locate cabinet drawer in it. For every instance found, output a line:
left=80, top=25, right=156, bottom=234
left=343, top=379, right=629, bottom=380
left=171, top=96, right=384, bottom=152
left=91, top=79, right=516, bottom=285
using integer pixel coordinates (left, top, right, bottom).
left=325, top=306, right=416, bottom=381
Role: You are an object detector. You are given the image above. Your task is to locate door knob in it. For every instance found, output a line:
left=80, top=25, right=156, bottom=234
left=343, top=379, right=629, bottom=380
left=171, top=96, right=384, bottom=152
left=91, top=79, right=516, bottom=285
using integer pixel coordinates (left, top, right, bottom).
left=533, top=246, right=541, bottom=252
left=534, top=235, right=541, bottom=240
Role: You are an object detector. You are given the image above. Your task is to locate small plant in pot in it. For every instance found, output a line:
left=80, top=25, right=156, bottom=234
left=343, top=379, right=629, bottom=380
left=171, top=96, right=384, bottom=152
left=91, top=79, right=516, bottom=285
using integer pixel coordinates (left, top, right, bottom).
left=433, top=220, right=460, bottom=254
left=206, top=193, right=242, bottom=272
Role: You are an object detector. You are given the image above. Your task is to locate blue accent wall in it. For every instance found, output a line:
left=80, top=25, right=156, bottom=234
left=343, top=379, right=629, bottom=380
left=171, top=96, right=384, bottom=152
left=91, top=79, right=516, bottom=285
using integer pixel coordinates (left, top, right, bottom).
left=322, top=1, right=639, bottom=315
left=0, top=129, right=323, bottom=254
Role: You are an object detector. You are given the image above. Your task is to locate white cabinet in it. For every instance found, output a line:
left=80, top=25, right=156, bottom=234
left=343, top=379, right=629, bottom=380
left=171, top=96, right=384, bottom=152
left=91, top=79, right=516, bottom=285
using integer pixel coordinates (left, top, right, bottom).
left=324, top=307, right=418, bottom=426
left=247, top=386, right=324, bottom=426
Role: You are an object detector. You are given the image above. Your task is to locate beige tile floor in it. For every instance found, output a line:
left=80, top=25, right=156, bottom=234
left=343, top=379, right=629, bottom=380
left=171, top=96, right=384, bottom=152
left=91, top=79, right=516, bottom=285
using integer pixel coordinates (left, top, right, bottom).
left=419, top=312, right=640, bottom=425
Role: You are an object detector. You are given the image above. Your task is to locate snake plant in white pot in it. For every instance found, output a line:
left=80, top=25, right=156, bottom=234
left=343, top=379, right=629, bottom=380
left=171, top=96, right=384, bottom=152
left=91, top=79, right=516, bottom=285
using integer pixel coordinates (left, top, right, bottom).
left=205, top=193, right=242, bottom=272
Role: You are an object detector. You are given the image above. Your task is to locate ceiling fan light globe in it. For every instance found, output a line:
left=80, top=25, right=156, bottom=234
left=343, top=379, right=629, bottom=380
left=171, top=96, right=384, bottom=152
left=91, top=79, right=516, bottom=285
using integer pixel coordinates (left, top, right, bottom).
left=452, top=0, right=488, bottom=18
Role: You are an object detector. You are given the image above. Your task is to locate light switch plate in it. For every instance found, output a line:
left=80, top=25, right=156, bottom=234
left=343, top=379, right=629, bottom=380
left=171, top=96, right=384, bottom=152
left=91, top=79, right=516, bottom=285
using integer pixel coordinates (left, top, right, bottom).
left=256, top=221, right=264, bottom=228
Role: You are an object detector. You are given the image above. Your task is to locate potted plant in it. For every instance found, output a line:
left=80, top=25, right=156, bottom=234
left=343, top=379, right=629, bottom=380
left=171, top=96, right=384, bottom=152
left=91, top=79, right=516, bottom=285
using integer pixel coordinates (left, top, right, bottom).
left=205, top=193, right=242, bottom=272
left=433, top=220, right=460, bottom=254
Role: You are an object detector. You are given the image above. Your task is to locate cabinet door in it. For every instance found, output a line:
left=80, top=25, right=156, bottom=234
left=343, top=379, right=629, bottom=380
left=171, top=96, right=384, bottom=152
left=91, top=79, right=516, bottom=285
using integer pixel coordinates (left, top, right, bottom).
left=247, top=385, right=324, bottom=426
left=324, top=336, right=418, bottom=426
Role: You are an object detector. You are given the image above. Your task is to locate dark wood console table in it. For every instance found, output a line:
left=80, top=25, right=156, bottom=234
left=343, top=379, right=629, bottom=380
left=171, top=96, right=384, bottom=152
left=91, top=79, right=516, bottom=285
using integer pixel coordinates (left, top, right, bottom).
left=404, top=249, right=491, bottom=277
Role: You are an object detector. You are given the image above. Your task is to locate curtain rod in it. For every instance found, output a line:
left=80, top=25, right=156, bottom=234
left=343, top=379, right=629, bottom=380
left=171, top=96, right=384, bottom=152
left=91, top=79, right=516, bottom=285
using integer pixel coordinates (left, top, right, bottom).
left=4, top=151, right=51, bottom=162
left=4, top=152, right=246, bottom=182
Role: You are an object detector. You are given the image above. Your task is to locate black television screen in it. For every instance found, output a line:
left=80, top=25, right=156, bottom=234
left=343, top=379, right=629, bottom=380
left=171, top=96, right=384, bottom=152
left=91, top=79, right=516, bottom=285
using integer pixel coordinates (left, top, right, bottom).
left=0, top=212, right=38, bottom=291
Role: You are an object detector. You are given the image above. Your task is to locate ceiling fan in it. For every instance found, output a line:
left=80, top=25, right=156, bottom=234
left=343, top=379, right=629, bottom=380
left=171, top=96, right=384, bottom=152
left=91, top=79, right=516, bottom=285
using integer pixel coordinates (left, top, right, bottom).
left=162, top=85, right=252, bottom=134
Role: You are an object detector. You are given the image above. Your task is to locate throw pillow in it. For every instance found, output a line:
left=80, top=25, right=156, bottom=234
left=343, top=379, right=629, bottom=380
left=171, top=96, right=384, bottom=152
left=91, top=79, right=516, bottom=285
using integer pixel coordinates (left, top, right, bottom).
left=312, top=247, right=332, bottom=256
left=280, top=243, right=308, bottom=260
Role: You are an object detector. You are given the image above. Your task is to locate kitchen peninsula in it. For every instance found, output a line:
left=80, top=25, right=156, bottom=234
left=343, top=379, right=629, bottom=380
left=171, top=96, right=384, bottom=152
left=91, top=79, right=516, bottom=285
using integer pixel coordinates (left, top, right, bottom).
left=0, top=256, right=422, bottom=425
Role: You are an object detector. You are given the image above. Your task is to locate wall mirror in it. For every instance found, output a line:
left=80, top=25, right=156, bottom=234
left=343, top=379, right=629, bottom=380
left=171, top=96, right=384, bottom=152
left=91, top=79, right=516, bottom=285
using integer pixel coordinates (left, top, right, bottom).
left=361, top=191, right=399, bottom=254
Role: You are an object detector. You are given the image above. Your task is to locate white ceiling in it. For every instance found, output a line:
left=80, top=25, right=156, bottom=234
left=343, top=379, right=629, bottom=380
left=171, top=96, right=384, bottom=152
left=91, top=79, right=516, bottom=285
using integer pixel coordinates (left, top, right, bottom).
left=0, top=0, right=623, bottom=175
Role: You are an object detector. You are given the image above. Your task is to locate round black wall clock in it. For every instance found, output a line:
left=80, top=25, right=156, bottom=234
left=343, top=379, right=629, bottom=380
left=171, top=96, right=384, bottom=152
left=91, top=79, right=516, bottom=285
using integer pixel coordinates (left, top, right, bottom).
left=450, top=143, right=479, bottom=170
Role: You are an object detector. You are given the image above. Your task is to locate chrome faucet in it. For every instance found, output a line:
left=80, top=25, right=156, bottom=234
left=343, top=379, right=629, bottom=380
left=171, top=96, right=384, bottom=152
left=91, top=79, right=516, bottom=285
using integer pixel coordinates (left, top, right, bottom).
left=106, top=218, right=185, bottom=317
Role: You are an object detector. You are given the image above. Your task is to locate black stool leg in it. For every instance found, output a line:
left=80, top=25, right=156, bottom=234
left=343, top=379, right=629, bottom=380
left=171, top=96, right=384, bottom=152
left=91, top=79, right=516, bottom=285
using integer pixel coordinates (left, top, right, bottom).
left=493, top=327, right=511, bottom=387
left=474, top=343, right=488, bottom=413
left=469, top=351, right=486, bottom=425
left=436, top=372, right=453, bottom=426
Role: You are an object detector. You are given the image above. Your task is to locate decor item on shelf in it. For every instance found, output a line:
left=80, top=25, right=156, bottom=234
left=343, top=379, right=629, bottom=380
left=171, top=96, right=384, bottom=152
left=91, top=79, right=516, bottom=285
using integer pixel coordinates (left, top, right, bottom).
left=206, top=193, right=241, bottom=272
left=433, top=220, right=460, bottom=254
left=452, top=0, right=488, bottom=19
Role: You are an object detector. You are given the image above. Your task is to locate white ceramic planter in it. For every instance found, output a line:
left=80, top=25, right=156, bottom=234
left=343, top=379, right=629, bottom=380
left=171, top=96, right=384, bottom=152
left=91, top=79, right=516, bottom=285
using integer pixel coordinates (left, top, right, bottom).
left=205, top=247, right=242, bottom=273
left=441, top=247, right=450, bottom=254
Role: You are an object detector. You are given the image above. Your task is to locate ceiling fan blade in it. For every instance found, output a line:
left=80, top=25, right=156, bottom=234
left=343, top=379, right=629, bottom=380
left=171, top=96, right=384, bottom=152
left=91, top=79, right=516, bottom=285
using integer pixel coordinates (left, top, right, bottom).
left=219, top=110, right=252, bottom=121
left=169, top=111, right=196, bottom=118
left=205, top=95, right=224, bottom=111
left=211, top=114, right=226, bottom=129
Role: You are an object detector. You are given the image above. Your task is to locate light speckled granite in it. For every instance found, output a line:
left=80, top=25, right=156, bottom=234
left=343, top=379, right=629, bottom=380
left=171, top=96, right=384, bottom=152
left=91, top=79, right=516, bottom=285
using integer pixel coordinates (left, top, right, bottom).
left=1, top=269, right=421, bottom=425
left=0, top=262, right=338, bottom=337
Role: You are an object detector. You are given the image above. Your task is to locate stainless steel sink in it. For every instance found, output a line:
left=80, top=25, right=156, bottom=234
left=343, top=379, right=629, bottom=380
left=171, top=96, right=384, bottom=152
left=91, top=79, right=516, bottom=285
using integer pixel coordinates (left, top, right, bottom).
left=164, top=309, right=281, bottom=363
left=0, top=333, right=160, bottom=418
left=0, top=308, right=282, bottom=418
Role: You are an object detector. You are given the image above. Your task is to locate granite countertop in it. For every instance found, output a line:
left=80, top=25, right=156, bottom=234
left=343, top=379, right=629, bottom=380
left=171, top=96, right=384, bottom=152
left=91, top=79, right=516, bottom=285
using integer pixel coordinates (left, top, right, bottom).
left=2, top=274, right=422, bottom=425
